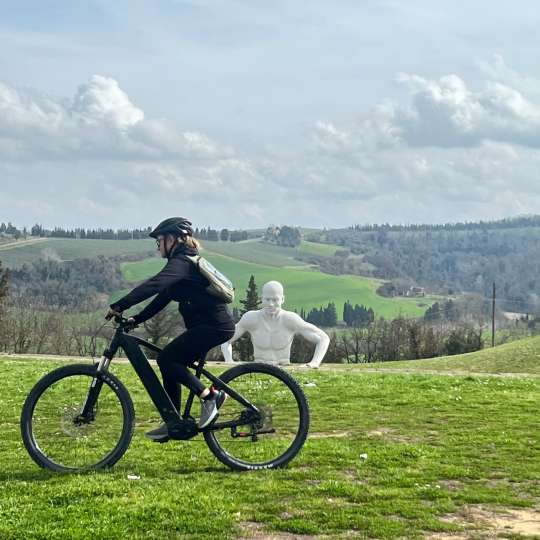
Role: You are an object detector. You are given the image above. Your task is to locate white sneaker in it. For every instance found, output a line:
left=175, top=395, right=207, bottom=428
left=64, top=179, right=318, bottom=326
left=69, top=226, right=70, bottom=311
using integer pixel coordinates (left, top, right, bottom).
left=199, top=390, right=226, bottom=428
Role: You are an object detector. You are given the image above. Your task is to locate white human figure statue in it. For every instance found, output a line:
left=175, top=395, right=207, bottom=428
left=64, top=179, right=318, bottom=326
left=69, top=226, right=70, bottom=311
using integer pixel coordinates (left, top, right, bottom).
left=221, top=280, right=330, bottom=368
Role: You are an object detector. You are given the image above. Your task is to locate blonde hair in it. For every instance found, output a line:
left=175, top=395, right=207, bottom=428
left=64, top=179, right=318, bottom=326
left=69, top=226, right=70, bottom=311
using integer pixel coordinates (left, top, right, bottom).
left=165, top=233, right=202, bottom=251
left=182, top=235, right=202, bottom=251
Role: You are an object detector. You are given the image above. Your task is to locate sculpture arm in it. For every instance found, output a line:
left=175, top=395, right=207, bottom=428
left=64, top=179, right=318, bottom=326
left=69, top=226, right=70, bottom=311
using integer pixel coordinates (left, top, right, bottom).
left=295, top=320, right=330, bottom=368
left=220, top=317, right=249, bottom=363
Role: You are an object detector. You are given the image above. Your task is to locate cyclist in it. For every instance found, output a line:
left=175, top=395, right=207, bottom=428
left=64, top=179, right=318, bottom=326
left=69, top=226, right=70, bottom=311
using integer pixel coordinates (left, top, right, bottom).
left=107, top=217, right=235, bottom=441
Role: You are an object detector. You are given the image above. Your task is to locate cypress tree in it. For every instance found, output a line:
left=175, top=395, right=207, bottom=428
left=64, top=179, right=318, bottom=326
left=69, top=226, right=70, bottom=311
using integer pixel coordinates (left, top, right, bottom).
left=236, top=275, right=261, bottom=361
left=424, top=302, right=441, bottom=321
left=239, top=275, right=261, bottom=314
left=343, top=300, right=353, bottom=326
left=325, top=302, right=337, bottom=327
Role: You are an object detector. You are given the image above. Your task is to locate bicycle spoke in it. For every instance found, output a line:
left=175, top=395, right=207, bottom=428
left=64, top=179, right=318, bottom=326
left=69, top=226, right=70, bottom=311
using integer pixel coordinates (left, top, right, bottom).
left=208, top=368, right=305, bottom=467
left=30, top=373, right=126, bottom=470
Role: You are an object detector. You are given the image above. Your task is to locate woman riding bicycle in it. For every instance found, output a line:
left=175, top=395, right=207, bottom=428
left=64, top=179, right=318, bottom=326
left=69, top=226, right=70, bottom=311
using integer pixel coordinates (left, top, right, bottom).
left=107, top=217, right=235, bottom=441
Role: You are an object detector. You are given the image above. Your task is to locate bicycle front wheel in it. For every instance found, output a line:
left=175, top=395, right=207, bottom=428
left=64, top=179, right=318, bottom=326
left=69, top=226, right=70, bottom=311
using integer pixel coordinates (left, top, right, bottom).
left=204, top=363, right=309, bottom=471
left=21, top=364, right=134, bottom=472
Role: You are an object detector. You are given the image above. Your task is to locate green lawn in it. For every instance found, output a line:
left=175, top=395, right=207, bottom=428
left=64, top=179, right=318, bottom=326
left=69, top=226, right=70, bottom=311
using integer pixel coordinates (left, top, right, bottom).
left=117, top=255, right=437, bottom=319
left=1, top=347, right=539, bottom=539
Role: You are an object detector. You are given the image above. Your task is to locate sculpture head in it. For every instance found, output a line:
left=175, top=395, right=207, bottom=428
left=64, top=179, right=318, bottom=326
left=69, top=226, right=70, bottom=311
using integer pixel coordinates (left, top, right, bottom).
left=261, top=281, right=285, bottom=316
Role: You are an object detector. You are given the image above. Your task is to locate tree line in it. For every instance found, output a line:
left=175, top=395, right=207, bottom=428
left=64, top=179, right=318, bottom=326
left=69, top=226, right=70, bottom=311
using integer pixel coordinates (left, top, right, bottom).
left=343, top=215, right=540, bottom=233
left=0, top=222, right=252, bottom=242
left=291, top=318, right=485, bottom=364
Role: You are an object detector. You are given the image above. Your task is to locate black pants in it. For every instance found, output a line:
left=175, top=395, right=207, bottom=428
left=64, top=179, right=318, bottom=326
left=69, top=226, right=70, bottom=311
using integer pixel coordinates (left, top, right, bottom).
left=156, top=323, right=235, bottom=411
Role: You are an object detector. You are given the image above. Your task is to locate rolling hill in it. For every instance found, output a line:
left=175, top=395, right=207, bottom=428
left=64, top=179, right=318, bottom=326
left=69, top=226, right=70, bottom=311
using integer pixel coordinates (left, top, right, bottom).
left=346, top=334, right=540, bottom=374
left=117, top=253, right=437, bottom=319
left=0, top=236, right=438, bottom=320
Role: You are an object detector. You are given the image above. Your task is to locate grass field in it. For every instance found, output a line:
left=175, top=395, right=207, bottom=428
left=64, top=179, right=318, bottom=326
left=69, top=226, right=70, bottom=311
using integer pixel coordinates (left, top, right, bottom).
left=347, top=334, right=540, bottom=375
left=117, top=255, right=437, bottom=319
left=201, top=240, right=309, bottom=267
left=201, top=239, right=344, bottom=266
left=0, top=238, right=155, bottom=268
left=1, top=337, right=539, bottom=539
left=0, top=237, right=342, bottom=270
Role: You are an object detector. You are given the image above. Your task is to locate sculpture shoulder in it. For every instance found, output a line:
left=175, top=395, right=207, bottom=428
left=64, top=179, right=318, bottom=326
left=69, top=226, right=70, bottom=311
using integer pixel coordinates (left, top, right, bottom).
left=239, top=310, right=261, bottom=330
left=282, top=311, right=306, bottom=331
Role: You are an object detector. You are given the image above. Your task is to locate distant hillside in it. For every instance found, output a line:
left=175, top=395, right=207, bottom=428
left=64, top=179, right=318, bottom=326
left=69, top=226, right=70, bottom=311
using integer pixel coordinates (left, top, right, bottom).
left=307, top=216, right=540, bottom=315
left=5, top=215, right=539, bottom=317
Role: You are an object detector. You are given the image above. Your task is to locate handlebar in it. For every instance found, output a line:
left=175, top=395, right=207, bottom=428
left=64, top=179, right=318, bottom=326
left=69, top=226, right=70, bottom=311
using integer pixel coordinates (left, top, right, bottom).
left=106, top=314, right=138, bottom=333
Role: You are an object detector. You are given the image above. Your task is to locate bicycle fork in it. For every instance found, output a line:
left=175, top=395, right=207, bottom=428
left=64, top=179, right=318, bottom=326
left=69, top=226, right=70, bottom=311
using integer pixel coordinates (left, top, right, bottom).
left=75, top=355, right=112, bottom=423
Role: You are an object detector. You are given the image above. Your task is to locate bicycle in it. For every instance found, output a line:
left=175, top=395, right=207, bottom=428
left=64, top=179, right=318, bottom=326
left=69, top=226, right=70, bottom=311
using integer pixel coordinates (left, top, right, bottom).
left=20, top=316, right=310, bottom=473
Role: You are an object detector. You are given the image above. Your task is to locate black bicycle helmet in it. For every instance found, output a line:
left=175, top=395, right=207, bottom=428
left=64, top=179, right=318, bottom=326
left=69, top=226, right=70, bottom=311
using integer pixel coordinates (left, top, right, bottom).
left=149, top=217, right=193, bottom=238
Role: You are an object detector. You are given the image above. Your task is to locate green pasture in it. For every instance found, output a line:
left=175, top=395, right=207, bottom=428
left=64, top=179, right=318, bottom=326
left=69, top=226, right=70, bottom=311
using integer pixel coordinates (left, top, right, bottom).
left=0, top=237, right=341, bottom=270
left=0, top=238, right=155, bottom=268
left=118, top=255, right=436, bottom=319
left=201, top=240, right=307, bottom=267
left=163, top=239, right=341, bottom=268
left=1, top=338, right=539, bottom=539
left=297, top=240, right=343, bottom=257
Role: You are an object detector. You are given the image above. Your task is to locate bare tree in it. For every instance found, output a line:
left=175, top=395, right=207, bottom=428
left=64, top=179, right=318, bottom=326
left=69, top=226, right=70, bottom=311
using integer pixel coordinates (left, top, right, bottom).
left=69, top=313, right=107, bottom=357
left=324, top=332, right=344, bottom=363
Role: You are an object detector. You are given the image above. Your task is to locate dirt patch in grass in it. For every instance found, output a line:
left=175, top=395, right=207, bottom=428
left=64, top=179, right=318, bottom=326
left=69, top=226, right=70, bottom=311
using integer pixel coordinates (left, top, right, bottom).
left=238, top=521, right=362, bottom=539
left=437, top=480, right=463, bottom=492
left=238, top=521, right=320, bottom=539
left=310, top=430, right=353, bottom=439
left=366, top=426, right=412, bottom=443
left=431, top=504, right=540, bottom=538
left=340, top=468, right=367, bottom=485
left=425, top=534, right=468, bottom=539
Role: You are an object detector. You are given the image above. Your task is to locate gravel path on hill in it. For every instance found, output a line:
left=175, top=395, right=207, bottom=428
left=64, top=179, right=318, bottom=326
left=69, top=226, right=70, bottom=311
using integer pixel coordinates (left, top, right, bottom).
left=0, top=238, right=48, bottom=251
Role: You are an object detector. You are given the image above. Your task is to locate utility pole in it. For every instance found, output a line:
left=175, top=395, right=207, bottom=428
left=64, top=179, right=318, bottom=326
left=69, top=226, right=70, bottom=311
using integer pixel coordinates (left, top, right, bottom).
left=492, top=282, right=496, bottom=347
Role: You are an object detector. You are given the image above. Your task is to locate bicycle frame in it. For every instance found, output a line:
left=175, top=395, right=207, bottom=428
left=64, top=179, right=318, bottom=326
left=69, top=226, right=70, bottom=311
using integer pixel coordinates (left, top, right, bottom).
left=81, top=321, right=261, bottom=440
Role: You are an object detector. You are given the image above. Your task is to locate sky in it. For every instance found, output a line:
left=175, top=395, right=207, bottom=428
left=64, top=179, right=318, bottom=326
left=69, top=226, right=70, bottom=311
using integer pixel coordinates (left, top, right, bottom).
left=1, top=0, right=540, bottom=230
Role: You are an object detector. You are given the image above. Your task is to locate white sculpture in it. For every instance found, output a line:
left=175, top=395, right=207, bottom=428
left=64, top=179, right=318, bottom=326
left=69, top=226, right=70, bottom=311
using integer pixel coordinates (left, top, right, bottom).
left=221, top=280, right=330, bottom=368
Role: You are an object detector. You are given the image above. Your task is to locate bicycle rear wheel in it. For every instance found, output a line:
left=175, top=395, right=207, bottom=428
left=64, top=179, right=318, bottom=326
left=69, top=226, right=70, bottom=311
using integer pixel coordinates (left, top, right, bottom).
left=21, top=364, right=134, bottom=472
left=203, top=363, right=309, bottom=470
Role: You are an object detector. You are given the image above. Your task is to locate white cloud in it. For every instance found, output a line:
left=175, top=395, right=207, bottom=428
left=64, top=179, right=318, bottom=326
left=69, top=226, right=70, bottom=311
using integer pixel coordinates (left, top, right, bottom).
left=0, top=75, right=230, bottom=160
left=391, top=68, right=540, bottom=148
left=2, top=59, right=540, bottom=229
left=71, top=75, right=144, bottom=129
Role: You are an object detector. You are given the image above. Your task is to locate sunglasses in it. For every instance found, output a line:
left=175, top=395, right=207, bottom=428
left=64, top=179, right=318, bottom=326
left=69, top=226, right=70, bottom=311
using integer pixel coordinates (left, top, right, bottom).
left=155, top=237, right=164, bottom=248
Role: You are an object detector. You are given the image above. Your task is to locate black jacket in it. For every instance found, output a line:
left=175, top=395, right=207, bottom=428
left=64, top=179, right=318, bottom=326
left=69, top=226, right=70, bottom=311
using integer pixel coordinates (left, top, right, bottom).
left=110, top=244, right=234, bottom=328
